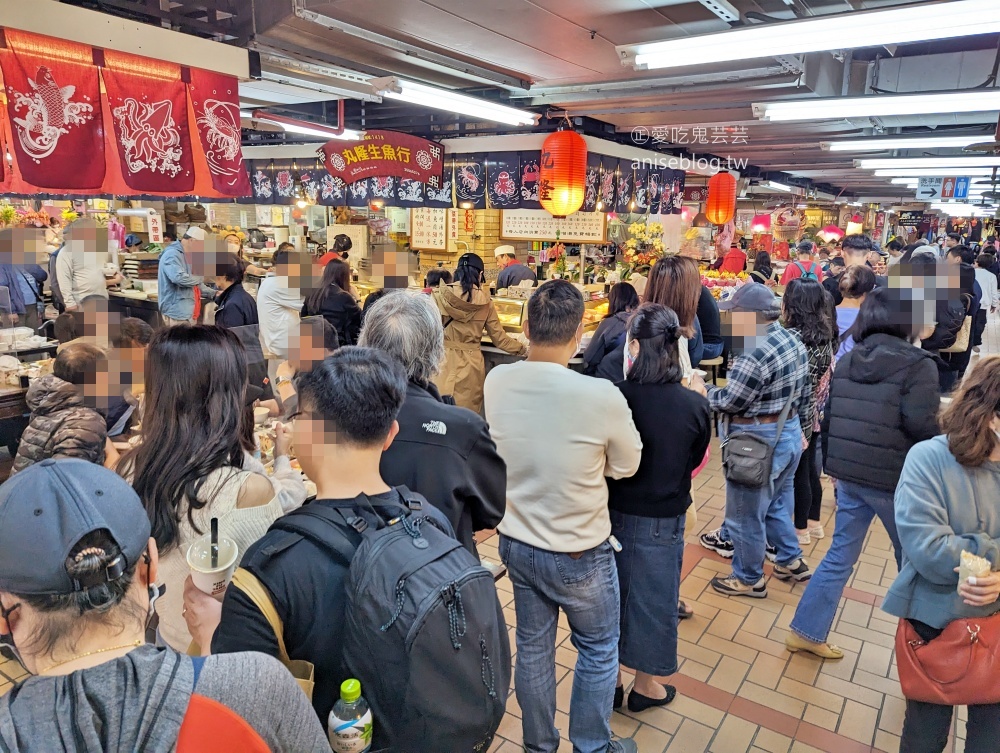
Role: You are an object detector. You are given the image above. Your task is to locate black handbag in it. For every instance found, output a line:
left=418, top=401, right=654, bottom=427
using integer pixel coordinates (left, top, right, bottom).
left=720, top=389, right=796, bottom=488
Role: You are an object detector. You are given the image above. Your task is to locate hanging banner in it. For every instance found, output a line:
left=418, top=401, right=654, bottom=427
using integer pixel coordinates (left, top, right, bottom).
left=634, top=167, right=650, bottom=212
left=665, top=170, right=686, bottom=215
left=298, top=163, right=321, bottom=205
left=615, top=163, right=634, bottom=213
left=370, top=175, right=397, bottom=204
left=396, top=178, right=424, bottom=208
left=599, top=157, right=617, bottom=210
left=347, top=178, right=371, bottom=208
left=271, top=163, right=296, bottom=204
left=519, top=151, right=541, bottom=210
left=102, top=53, right=195, bottom=193
left=318, top=172, right=348, bottom=207
left=320, top=130, right=444, bottom=186
left=424, top=175, right=453, bottom=209
left=0, top=30, right=105, bottom=189
left=649, top=169, right=662, bottom=215
left=249, top=160, right=274, bottom=204
left=454, top=156, right=487, bottom=209
left=582, top=154, right=600, bottom=213
left=487, top=152, right=521, bottom=209
left=188, top=68, right=251, bottom=197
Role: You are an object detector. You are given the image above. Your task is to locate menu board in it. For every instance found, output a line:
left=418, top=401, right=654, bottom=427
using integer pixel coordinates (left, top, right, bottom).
left=500, top=209, right=607, bottom=243
left=410, top=207, right=448, bottom=250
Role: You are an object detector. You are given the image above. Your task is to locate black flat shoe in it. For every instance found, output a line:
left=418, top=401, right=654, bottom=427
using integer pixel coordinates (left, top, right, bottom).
left=678, top=600, right=694, bottom=620
left=613, top=685, right=624, bottom=710
left=627, top=684, right=676, bottom=713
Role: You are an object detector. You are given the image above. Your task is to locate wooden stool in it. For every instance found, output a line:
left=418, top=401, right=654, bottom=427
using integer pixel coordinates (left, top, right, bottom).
left=699, top=356, right=724, bottom=385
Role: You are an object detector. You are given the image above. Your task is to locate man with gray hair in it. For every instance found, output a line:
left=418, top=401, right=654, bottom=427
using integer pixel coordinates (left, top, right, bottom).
left=359, top=290, right=506, bottom=554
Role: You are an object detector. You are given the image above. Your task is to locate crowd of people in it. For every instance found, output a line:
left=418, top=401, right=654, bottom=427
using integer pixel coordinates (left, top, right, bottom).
left=0, top=227, right=998, bottom=753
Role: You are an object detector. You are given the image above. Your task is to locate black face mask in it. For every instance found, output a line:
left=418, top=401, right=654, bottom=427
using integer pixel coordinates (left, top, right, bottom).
left=0, top=599, right=24, bottom=668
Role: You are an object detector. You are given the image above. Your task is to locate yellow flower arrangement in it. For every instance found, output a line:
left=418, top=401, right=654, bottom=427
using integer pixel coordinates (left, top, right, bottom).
left=623, top=220, right=665, bottom=268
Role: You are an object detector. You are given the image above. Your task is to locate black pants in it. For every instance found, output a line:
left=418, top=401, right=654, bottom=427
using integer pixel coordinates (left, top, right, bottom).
left=972, top=308, right=988, bottom=348
left=793, top=433, right=822, bottom=530
left=901, top=699, right=1000, bottom=752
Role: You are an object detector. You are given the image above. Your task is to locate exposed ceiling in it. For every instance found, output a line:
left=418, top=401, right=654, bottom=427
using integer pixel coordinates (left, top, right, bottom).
left=60, top=0, right=1000, bottom=202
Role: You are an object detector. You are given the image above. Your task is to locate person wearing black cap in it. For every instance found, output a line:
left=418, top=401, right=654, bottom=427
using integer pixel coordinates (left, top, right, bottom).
left=698, top=282, right=813, bottom=598
left=431, top=252, right=527, bottom=412
left=0, top=459, right=328, bottom=752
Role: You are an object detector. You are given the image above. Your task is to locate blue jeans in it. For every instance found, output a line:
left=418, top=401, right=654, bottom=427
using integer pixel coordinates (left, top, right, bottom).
left=720, top=418, right=803, bottom=585
left=701, top=340, right=724, bottom=360
left=499, top=534, right=620, bottom=753
left=610, top=511, right=684, bottom=675
left=789, top=480, right=902, bottom=644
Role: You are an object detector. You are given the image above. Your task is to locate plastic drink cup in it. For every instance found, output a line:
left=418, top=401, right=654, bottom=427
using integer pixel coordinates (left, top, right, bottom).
left=186, top=533, right=239, bottom=596
left=253, top=406, right=270, bottom=425
left=692, top=369, right=708, bottom=379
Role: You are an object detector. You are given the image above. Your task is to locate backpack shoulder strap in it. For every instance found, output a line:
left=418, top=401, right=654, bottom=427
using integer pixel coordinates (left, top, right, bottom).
left=274, top=503, right=365, bottom=567
left=190, top=655, right=206, bottom=688
left=793, top=261, right=806, bottom=275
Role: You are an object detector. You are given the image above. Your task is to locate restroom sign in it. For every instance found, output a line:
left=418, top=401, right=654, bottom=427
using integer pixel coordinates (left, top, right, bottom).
left=940, top=176, right=970, bottom=200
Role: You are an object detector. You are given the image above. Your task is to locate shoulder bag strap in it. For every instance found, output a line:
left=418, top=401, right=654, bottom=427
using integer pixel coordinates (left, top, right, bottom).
left=230, top=568, right=291, bottom=664
left=773, top=383, right=798, bottom=439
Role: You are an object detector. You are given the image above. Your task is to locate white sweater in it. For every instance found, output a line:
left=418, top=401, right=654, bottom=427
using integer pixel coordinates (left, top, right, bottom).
left=484, top=361, right=642, bottom=553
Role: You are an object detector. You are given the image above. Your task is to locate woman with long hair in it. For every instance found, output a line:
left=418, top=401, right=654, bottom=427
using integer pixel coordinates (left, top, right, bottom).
left=582, top=282, right=639, bottom=375
left=835, top=264, right=876, bottom=360
left=225, top=233, right=266, bottom=277
left=786, top=287, right=939, bottom=659
left=432, top=253, right=526, bottom=411
left=119, top=325, right=300, bottom=649
left=644, top=255, right=704, bottom=372
left=886, top=356, right=1000, bottom=752
left=781, top=278, right=836, bottom=544
left=302, top=258, right=362, bottom=346
left=749, top=251, right=774, bottom=285
left=608, top=303, right=711, bottom=713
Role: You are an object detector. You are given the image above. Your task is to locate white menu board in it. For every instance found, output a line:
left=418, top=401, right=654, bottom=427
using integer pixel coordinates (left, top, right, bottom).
left=500, top=209, right=607, bottom=243
left=410, top=208, right=448, bottom=250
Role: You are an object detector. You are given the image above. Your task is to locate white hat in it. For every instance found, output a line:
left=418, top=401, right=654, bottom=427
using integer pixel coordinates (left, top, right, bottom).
left=183, top=226, right=207, bottom=241
left=494, top=244, right=516, bottom=258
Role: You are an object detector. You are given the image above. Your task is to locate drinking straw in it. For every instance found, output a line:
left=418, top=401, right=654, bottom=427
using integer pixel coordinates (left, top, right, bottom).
left=210, top=518, right=219, bottom=569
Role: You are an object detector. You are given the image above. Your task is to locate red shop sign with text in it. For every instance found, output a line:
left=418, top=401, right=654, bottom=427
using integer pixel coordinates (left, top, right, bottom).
left=102, top=51, right=195, bottom=193
left=320, top=130, right=444, bottom=187
left=0, top=30, right=106, bottom=189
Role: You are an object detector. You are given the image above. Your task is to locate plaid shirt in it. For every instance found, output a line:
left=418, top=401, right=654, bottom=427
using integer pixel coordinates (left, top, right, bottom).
left=708, top=322, right=810, bottom=431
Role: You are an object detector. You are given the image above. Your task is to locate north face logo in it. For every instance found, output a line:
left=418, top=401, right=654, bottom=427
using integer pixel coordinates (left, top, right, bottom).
left=422, top=420, right=447, bottom=436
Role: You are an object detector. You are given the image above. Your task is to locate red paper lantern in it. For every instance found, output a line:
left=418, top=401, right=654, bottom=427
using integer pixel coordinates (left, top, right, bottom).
left=706, top=172, right=737, bottom=225
left=538, top=130, right=587, bottom=218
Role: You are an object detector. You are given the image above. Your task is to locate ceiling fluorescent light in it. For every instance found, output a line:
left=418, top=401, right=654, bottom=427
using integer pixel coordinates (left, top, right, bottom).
left=890, top=178, right=919, bottom=185
left=856, top=157, right=1000, bottom=170
left=873, top=168, right=997, bottom=177
left=369, top=77, right=539, bottom=126
left=754, top=90, right=1000, bottom=122
left=620, top=0, right=1000, bottom=71
left=822, top=135, right=985, bottom=152
left=764, top=180, right=793, bottom=192
left=249, top=110, right=362, bottom=141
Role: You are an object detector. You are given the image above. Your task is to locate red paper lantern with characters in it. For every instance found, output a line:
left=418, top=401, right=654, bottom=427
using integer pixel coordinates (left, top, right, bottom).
left=705, top=172, right=737, bottom=225
left=538, top=130, right=588, bottom=218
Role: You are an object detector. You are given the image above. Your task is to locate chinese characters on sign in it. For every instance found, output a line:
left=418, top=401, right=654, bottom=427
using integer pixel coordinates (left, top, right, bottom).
left=447, top=209, right=459, bottom=243
left=148, top=213, right=164, bottom=243
left=630, top=125, right=750, bottom=146
left=410, top=207, right=448, bottom=250
left=320, top=130, right=444, bottom=186
left=499, top=209, right=606, bottom=243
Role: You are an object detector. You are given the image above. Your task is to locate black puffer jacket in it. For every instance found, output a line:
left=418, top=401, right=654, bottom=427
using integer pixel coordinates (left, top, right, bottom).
left=12, top=374, right=107, bottom=474
left=822, top=333, right=939, bottom=492
left=582, top=311, right=629, bottom=375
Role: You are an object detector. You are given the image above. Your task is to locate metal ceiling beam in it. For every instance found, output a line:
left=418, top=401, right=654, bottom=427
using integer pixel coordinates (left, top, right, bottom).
left=291, top=0, right=531, bottom=91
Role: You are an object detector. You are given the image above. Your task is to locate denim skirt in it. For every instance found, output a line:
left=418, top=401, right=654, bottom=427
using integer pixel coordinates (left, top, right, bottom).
left=610, top=510, right=685, bottom=676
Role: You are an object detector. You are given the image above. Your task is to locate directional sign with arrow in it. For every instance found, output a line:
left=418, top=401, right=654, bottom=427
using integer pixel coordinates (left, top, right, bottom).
left=917, top=176, right=942, bottom=200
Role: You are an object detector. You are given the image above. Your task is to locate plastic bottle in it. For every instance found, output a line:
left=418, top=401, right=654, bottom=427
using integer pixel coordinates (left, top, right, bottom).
left=327, top=678, right=373, bottom=753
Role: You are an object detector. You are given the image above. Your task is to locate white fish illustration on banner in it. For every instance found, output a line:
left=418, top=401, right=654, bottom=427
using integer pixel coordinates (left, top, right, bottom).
left=8, top=65, right=94, bottom=161
left=112, top=98, right=183, bottom=176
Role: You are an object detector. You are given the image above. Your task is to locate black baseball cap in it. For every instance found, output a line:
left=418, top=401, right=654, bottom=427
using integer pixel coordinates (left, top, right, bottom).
left=456, top=253, right=485, bottom=274
left=0, top=459, right=150, bottom=596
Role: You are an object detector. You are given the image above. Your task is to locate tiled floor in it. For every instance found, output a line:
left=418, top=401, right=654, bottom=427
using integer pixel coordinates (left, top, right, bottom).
left=1, top=315, right=996, bottom=753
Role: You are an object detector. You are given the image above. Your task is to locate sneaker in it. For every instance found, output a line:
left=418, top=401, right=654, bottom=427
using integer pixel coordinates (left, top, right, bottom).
left=710, top=574, right=768, bottom=598
left=808, top=523, right=825, bottom=539
left=700, top=528, right=734, bottom=558
left=973, top=345, right=981, bottom=354
left=773, top=559, right=812, bottom=582
left=765, top=543, right=778, bottom=563
left=796, top=529, right=811, bottom=546
left=608, top=739, right=639, bottom=753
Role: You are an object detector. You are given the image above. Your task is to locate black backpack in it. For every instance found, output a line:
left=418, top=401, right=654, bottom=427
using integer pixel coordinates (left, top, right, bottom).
left=48, top=244, right=65, bottom=312
left=273, top=488, right=510, bottom=753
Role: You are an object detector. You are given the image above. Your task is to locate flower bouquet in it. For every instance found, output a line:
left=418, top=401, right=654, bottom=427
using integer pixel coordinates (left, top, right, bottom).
left=623, top=221, right=665, bottom=269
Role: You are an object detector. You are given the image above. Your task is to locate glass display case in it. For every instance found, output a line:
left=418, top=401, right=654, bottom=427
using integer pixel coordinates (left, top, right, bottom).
left=493, top=297, right=528, bottom=333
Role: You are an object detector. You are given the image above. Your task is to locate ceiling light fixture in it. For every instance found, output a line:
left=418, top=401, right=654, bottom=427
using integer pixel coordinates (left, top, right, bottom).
left=856, top=157, right=1000, bottom=170
left=763, top=180, right=793, bottom=192
left=873, top=168, right=998, bottom=177
left=619, top=0, right=1000, bottom=71
left=369, top=76, right=540, bottom=126
left=890, top=178, right=920, bottom=185
left=821, top=135, right=986, bottom=152
left=754, top=90, right=1000, bottom=122
left=248, top=110, right=362, bottom=140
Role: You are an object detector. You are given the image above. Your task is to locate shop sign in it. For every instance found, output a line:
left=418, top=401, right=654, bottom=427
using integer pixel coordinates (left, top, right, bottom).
left=898, top=210, right=924, bottom=228
left=684, top=186, right=708, bottom=203
left=148, top=213, right=164, bottom=243
left=320, top=130, right=444, bottom=187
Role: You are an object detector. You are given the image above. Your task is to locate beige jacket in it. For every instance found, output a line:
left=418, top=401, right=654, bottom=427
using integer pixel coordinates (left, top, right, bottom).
left=432, top=283, right=526, bottom=412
